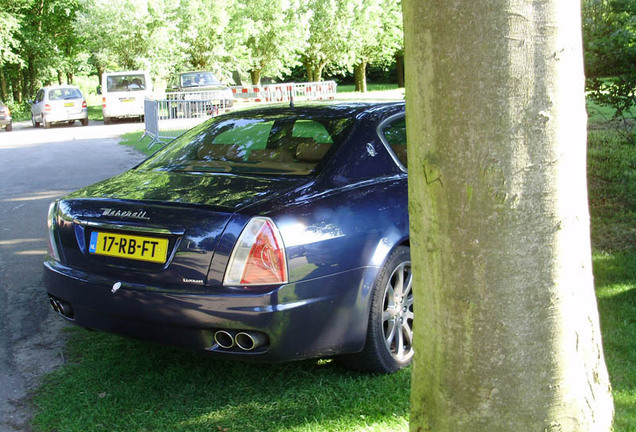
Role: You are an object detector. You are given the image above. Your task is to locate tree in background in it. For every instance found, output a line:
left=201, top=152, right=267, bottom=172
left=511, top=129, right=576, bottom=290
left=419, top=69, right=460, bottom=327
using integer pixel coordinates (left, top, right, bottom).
left=350, top=0, right=402, bottom=92
left=75, top=0, right=184, bottom=85
left=176, top=0, right=229, bottom=74
left=583, top=0, right=636, bottom=142
left=229, top=0, right=309, bottom=85
left=0, top=6, right=22, bottom=101
left=404, top=0, right=614, bottom=430
left=300, top=0, right=356, bottom=82
left=1, top=0, right=407, bottom=100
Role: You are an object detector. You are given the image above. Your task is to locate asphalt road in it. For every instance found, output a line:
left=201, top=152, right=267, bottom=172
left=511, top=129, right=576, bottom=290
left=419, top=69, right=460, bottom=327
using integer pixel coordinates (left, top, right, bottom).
left=0, top=120, right=147, bottom=431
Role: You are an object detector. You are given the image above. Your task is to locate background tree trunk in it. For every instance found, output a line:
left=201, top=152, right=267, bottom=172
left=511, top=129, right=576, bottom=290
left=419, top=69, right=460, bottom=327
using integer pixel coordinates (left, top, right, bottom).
left=395, top=52, right=405, bottom=88
left=354, top=61, right=367, bottom=92
left=250, top=69, right=261, bottom=86
left=404, top=0, right=614, bottom=431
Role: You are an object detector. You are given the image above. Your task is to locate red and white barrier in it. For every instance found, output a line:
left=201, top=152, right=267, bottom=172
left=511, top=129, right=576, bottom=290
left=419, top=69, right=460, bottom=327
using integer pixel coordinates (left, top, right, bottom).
left=231, top=81, right=337, bottom=103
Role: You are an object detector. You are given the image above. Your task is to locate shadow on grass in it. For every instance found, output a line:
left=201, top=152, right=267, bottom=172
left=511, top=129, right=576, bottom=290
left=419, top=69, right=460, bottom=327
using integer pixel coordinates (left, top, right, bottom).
left=32, top=328, right=410, bottom=432
left=594, top=252, right=636, bottom=431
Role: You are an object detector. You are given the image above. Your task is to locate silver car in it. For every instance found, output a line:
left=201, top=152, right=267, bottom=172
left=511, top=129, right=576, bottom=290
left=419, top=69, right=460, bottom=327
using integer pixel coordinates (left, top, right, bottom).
left=31, top=85, right=89, bottom=128
left=0, top=101, right=11, bottom=132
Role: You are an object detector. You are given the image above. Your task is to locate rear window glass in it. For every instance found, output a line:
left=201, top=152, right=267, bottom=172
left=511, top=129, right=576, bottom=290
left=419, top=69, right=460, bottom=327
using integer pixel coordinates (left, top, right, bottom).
left=180, top=72, right=221, bottom=88
left=139, top=113, right=354, bottom=176
left=48, top=88, right=83, bottom=101
left=106, top=74, right=147, bottom=92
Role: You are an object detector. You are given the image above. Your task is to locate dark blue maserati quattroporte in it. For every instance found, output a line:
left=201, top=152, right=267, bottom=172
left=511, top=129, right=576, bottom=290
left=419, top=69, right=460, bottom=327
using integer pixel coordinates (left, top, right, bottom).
left=44, top=101, right=412, bottom=373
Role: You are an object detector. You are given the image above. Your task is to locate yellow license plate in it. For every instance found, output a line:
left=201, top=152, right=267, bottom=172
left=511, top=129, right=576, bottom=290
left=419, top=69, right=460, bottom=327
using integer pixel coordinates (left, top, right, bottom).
left=88, top=231, right=169, bottom=263
left=64, top=102, right=74, bottom=107
left=120, top=98, right=135, bottom=102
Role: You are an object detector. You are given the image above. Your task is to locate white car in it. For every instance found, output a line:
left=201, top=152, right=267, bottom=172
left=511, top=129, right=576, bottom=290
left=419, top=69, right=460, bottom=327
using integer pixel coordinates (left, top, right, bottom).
left=31, top=85, right=88, bottom=128
left=100, top=71, right=153, bottom=124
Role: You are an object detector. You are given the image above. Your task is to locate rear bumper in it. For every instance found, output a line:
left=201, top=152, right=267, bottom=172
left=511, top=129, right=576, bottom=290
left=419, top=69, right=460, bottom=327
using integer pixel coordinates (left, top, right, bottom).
left=46, top=110, right=88, bottom=123
left=44, top=258, right=378, bottom=362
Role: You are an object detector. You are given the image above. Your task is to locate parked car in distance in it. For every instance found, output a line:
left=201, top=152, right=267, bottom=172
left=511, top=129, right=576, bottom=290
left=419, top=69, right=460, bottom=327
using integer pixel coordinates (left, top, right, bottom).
left=0, top=101, right=12, bottom=132
left=100, top=70, right=153, bottom=124
left=44, top=102, right=412, bottom=373
left=31, top=85, right=88, bottom=128
left=171, top=71, right=234, bottom=108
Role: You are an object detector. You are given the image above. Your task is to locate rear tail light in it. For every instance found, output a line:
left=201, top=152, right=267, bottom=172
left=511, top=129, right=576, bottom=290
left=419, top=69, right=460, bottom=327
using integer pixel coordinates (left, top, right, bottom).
left=44, top=104, right=51, bottom=112
left=47, top=202, right=61, bottom=261
left=223, top=217, right=288, bottom=286
left=82, top=100, right=87, bottom=108
left=102, top=97, right=106, bottom=108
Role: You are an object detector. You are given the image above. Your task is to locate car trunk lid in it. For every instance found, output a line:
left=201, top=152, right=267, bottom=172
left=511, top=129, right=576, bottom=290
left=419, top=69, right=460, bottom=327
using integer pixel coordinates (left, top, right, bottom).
left=51, top=170, right=305, bottom=290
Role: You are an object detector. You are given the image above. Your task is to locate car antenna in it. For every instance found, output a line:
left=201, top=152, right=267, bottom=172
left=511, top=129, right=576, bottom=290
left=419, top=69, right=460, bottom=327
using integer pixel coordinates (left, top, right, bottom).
left=289, top=87, right=295, bottom=109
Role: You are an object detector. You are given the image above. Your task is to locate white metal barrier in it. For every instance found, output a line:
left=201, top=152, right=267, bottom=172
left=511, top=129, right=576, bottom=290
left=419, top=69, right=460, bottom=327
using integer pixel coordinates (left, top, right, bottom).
left=143, top=96, right=228, bottom=147
left=231, top=81, right=337, bottom=103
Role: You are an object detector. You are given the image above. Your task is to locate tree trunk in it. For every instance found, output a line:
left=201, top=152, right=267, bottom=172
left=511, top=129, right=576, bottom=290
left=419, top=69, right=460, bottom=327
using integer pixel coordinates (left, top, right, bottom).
left=354, top=61, right=367, bottom=92
left=250, top=69, right=261, bottom=86
left=395, top=53, right=405, bottom=88
left=404, top=0, right=614, bottom=431
left=57, top=71, right=63, bottom=85
left=303, top=60, right=315, bottom=82
left=0, top=69, right=7, bottom=101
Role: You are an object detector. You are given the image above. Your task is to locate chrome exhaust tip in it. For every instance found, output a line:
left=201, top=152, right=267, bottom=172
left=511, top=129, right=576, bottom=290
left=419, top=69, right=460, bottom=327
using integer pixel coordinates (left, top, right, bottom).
left=235, top=332, right=267, bottom=351
left=48, top=296, right=74, bottom=319
left=214, top=330, right=235, bottom=349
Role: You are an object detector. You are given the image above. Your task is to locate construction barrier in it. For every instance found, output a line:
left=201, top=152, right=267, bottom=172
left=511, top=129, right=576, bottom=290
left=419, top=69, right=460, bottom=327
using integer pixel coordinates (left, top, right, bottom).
left=231, top=81, right=337, bottom=103
left=143, top=97, right=227, bottom=148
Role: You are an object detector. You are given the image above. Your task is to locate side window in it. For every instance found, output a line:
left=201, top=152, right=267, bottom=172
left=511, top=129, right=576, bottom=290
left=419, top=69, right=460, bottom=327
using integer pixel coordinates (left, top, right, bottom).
left=292, top=120, right=333, bottom=144
left=36, top=90, right=44, bottom=103
left=381, top=116, right=407, bottom=168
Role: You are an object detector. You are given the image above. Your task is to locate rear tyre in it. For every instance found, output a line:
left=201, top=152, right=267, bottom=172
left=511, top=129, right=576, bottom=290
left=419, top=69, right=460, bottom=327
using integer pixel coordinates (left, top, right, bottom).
left=5, top=122, right=12, bottom=132
left=32, top=114, right=40, bottom=128
left=339, top=246, right=414, bottom=373
left=103, top=116, right=111, bottom=125
left=43, top=115, right=50, bottom=129
left=81, top=118, right=88, bottom=126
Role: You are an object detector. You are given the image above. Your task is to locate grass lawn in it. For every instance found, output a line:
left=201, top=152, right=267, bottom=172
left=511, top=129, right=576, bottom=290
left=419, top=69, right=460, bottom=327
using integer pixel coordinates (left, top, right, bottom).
left=30, top=92, right=635, bottom=431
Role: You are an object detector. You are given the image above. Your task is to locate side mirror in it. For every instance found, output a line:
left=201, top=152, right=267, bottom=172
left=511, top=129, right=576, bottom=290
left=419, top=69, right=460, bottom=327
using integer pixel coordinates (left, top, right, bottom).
left=96, top=85, right=102, bottom=95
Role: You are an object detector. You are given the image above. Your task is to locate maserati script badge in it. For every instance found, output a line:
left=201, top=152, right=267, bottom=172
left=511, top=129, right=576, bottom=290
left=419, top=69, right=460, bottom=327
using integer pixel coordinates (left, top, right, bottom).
left=100, top=208, right=150, bottom=220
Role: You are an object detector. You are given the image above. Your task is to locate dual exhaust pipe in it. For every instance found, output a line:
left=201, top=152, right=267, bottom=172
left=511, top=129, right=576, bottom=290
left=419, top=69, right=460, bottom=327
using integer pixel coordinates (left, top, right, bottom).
left=49, top=296, right=74, bottom=320
left=214, top=330, right=268, bottom=351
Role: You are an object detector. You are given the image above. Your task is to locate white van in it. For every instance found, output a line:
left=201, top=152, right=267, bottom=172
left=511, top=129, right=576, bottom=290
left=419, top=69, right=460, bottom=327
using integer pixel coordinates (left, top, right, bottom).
left=100, top=70, right=152, bottom=124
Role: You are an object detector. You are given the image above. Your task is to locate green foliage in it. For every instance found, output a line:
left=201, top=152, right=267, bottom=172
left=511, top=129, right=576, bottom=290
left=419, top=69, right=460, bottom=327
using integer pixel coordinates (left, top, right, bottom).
left=0, top=0, right=405, bottom=103
left=584, top=0, right=636, bottom=141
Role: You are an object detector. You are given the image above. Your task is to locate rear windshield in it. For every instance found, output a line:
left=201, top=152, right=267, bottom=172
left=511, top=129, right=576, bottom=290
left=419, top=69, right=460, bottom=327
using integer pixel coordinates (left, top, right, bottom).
left=106, top=74, right=147, bottom=92
left=48, top=88, right=83, bottom=101
left=180, top=72, right=221, bottom=88
left=139, top=113, right=354, bottom=176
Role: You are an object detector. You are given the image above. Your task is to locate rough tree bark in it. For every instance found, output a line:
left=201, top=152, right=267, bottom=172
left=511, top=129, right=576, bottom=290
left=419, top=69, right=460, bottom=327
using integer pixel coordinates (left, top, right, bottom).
left=404, top=0, right=614, bottom=431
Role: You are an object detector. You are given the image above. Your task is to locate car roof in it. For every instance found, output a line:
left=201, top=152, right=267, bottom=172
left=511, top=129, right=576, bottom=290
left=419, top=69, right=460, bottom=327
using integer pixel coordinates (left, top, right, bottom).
left=218, top=101, right=404, bottom=119
left=41, top=85, right=81, bottom=91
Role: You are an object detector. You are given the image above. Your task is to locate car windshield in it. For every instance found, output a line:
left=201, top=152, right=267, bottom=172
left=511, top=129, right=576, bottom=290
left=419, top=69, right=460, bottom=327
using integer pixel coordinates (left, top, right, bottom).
left=181, top=72, right=221, bottom=88
left=106, top=74, right=147, bottom=92
left=48, top=88, right=83, bottom=101
left=139, top=111, right=354, bottom=176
